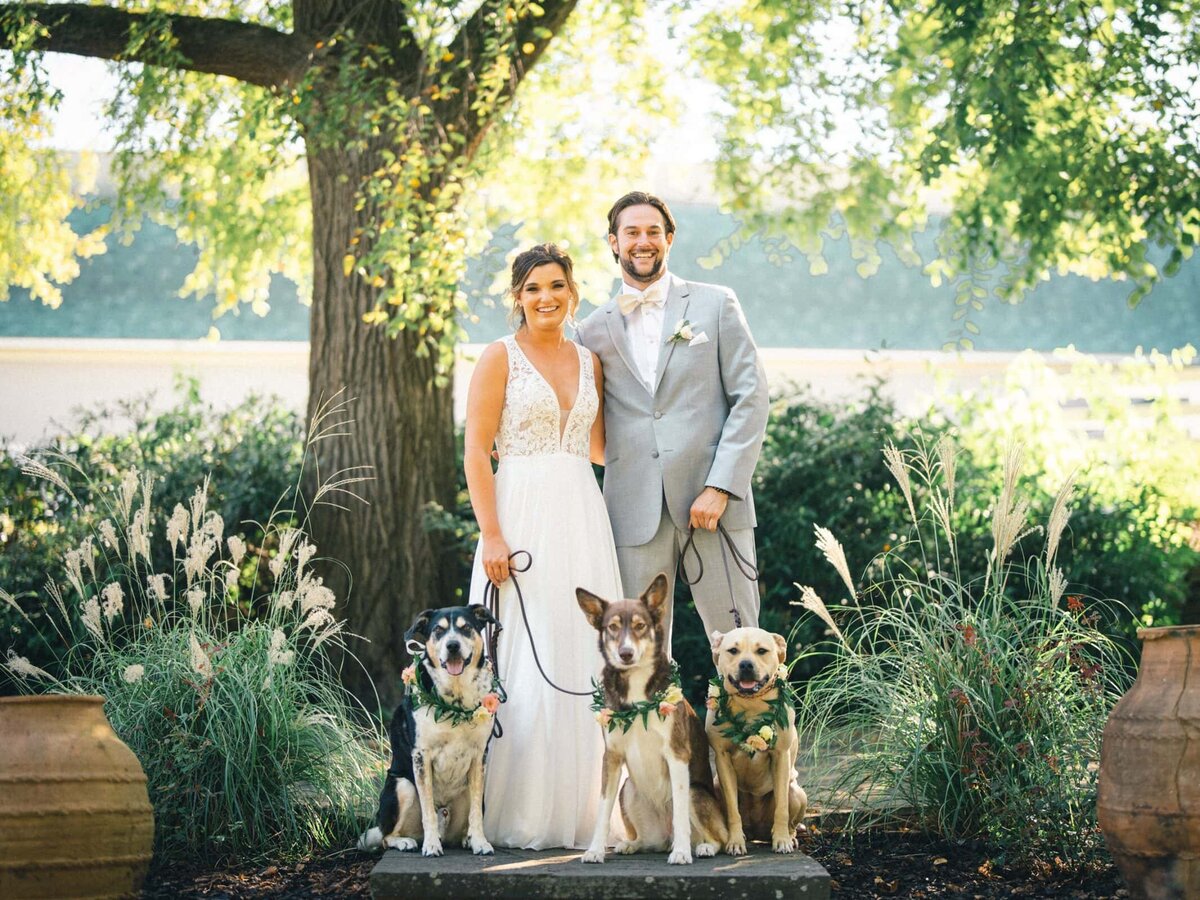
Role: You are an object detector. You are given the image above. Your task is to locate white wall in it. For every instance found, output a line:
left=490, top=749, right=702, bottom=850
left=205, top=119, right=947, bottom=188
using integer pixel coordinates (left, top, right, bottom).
left=1, top=337, right=1197, bottom=448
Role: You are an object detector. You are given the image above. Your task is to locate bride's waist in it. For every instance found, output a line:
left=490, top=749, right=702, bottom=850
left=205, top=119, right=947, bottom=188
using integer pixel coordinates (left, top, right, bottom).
left=497, top=452, right=591, bottom=467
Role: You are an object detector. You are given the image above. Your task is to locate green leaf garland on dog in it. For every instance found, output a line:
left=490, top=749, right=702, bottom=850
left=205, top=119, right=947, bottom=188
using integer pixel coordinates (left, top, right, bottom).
left=402, top=652, right=505, bottom=726
left=707, top=665, right=799, bottom=756
left=591, top=661, right=686, bottom=733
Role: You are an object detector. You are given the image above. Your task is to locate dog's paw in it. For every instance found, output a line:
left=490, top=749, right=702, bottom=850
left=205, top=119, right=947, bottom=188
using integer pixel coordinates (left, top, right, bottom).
left=421, top=836, right=444, bottom=857
left=694, top=842, right=719, bottom=858
left=772, top=832, right=798, bottom=853
left=580, top=846, right=606, bottom=864
left=725, top=831, right=747, bottom=856
left=613, top=839, right=640, bottom=855
left=467, top=834, right=494, bottom=856
left=384, top=836, right=418, bottom=852
left=667, top=846, right=694, bottom=865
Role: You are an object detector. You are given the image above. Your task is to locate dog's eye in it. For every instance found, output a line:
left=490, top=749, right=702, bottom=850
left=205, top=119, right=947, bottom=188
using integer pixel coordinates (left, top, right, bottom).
left=756, top=648, right=769, bottom=655
left=607, top=621, right=620, bottom=633
left=632, top=620, right=646, bottom=633
left=727, top=648, right=738, bottom=655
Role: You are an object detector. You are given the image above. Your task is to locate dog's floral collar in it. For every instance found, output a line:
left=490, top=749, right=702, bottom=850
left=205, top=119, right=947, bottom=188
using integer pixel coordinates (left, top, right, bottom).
left=591, top=661, right=684, bottom=733
left=707, top=665, right=797, bottom=756
left=403, top=653, right=505, bottom=726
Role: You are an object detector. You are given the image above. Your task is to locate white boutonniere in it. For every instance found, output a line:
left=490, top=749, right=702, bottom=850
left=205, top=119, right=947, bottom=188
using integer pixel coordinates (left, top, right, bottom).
left=669, top=319, right=709, bottom=346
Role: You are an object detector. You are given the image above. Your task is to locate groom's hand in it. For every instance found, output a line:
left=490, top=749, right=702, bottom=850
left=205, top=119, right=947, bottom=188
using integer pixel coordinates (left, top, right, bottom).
left=690, top=487, right=729, bottom=532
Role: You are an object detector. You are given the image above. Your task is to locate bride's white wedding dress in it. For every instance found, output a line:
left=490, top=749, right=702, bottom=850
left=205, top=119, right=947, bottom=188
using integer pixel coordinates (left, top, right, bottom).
left=470, top=334, right=623, bottom=850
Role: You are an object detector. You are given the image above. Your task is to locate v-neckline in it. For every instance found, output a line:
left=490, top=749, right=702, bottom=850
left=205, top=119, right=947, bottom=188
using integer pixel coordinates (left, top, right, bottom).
left=510, top=336, right=582, bottom=441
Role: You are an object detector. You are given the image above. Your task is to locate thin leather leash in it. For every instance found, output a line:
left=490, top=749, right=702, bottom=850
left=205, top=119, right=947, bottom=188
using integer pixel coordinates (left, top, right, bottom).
left=483, top=551, right=593, bottom=706
left=678, top=521, right=760, bottom=627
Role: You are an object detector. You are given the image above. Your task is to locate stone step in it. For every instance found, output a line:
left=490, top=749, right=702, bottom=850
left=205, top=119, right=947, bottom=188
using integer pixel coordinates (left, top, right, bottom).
left=370, top=846, right=830, bottom=899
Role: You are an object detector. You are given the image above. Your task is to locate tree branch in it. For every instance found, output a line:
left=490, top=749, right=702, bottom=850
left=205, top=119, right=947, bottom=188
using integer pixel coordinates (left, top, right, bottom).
left=438, top=0, right=580, bottom=159
left=2, top=3, right=311, bottom=88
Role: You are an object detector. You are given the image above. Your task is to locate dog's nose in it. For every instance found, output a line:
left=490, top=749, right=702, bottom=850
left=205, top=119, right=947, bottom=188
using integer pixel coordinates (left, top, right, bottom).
left=738, top=659, right=757, bottom=677
left=619, top=648, right=635, bottom=663
left=445, top=639, right=461, bottom=656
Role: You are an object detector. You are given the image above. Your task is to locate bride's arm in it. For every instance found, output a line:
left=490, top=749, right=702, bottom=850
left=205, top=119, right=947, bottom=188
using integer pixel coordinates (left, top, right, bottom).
left=589, top=351, right=606, bottom=466
left=465, top=342, right=511, bottom=585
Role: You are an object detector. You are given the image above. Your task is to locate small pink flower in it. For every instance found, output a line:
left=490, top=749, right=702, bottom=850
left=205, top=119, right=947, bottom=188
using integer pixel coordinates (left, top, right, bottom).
left=744, top=735, right=769, bottom=753
left=482, top=693, right=500, bottom=715
left=401, top=665, right=416, bottom=685
left=658, top=701, right=677, bottom=717
left=596, top=708, right=613, bottom=728
left=705, top=697, right=718, bottom=711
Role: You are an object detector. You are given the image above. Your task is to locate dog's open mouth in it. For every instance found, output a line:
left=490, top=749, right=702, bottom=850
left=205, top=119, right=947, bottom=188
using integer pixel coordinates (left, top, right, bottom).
left=444, top=655, right=469, bottom=676
left=729, top=673, right=769, bottom=696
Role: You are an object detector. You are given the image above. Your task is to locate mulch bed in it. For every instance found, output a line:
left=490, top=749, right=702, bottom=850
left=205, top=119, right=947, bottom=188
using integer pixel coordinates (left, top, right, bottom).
left=141, top=827, right=1129, bottom=899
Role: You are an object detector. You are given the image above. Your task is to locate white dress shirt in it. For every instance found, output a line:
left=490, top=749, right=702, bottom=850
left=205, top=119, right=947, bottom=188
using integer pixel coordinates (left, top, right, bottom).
left=619, top=272, right=669, bottom=389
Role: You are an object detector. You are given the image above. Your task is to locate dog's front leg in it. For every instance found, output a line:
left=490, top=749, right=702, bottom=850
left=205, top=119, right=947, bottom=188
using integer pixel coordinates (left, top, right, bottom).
left=666, top=756, right=694, bottom=865
left=464, top=751, right=493, bottom=855
left=581, top=746, right=623, bottom=863
left=412, top=749, right=443, bottom=857
left=713, top=746, right=746, bottom=856
left=770, top=743, right=799, bottom=853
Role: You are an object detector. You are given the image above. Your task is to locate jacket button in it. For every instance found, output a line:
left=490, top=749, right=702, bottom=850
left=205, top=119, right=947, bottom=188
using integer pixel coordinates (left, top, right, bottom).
left=653, top=410, right=663, bottom=419
left=651, top=451, right=660, bottom=459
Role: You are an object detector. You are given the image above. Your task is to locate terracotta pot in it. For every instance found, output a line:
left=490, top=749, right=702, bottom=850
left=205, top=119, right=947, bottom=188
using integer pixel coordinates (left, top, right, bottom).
left=0, top=695, right=154, bottom=899
left=1098, top=625, right=1200, bottom=899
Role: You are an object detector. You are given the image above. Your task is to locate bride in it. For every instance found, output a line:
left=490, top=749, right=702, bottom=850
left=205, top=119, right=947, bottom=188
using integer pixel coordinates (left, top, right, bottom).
left=464, top=243, right=623, bottom=849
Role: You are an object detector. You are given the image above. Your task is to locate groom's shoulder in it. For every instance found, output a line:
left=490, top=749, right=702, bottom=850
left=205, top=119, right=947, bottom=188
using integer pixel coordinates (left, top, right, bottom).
left=677, top=276, right=738, bottom=304
left=576, top=304, right=607, bottom=341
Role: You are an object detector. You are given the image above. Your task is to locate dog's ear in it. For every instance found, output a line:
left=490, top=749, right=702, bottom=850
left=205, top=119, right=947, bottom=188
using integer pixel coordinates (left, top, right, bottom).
left=404, top=608, right=437, bottom=647
left=710, top=630, right=725, bottom=663
left=576, top=587, right=609, bottom=629
left=773, top=632, right=788, bottom=666
left=641, top=573, right=670, bottom=620
left=469, top=603, right=499, bottom=631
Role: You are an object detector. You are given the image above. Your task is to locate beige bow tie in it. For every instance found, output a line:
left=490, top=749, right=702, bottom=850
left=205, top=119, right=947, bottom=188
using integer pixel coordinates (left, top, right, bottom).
left=616, top=284, right=666, bottom=316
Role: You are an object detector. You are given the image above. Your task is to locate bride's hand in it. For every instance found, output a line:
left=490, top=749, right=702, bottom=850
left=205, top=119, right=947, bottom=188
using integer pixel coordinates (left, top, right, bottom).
left=482, top=534, right=512, bottom=585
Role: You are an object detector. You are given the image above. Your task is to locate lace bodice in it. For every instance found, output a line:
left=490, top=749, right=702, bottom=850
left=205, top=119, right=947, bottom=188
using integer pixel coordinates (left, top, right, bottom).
left=495, top=335, right=596, bottom=460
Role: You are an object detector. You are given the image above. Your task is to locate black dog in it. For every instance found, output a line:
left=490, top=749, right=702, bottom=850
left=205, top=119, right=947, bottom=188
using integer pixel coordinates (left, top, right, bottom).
left=358, top=604, right=501, bottom=857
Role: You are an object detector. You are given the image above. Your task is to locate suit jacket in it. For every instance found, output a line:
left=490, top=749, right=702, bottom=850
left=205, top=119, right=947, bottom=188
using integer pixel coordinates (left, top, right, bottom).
left=577, top=273, right=770, bottom=547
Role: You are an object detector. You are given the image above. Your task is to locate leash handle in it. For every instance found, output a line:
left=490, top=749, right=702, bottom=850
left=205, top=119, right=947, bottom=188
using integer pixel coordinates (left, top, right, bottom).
left=677, top=522, right=760, bottom=625
left=484, top=551, right=592, bottom=706
left=482, top=551, right=527, bottom=740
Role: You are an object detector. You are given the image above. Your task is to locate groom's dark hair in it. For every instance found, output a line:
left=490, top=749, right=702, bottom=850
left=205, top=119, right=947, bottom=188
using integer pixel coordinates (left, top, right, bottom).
left=607, top=191, right=677, bottom=244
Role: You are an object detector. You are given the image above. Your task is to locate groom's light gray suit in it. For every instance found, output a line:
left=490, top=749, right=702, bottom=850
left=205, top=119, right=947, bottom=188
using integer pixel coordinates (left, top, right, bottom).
left=577, top=272, right=770, bottom=644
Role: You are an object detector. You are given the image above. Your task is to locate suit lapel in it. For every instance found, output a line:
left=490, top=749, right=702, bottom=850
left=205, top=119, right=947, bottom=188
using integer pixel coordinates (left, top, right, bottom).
left=653, top=276, right=691, bottom=394
left=604, top=300, right=647, bottom=393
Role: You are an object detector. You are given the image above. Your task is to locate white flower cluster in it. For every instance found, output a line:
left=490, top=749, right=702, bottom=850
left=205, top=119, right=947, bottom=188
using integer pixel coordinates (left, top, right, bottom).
left=268, top=628, right=295, bottom=666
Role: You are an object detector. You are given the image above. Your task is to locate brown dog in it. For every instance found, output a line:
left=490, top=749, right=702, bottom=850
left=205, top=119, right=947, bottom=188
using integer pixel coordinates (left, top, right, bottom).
left=577, top=574, right=728, bottom=864
left=706, top=627, right=808, bottom=854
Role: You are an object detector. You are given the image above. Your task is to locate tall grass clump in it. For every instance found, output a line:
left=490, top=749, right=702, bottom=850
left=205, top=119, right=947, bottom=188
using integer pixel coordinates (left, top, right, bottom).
left=1, top=398, right=380, bottom=862
left=796, top=434, right=1133, bottom=869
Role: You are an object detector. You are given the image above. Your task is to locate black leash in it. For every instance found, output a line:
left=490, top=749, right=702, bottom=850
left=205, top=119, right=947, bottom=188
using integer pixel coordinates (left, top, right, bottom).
left=483, top=551, right=592, bottom=705
left=678, top=521, right=760, bottom=627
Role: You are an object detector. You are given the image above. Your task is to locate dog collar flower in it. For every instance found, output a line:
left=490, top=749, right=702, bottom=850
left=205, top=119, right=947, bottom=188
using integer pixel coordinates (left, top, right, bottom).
left=406, top=651, right=505, bottom=726
left=592, top=662, right=684, bottom=733
left=667, top=319, right=695, bottom=345
left=708, top=671, right=798, bottom=756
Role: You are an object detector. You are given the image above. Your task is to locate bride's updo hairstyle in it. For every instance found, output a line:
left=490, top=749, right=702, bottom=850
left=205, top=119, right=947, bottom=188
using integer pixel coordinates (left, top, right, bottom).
left=508, top=243, right=580, bottom=329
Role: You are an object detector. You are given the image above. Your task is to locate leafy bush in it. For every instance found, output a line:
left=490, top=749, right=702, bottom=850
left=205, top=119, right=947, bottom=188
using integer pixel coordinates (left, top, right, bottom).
left=795, top=438, right=1133, bottom=867
left=1, top=380, right=303, bottom=677
left=2, top=452, right=380, bottom=862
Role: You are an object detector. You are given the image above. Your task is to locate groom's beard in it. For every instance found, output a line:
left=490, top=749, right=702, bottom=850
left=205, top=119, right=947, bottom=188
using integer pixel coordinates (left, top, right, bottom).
left=620, top=253, right=664, bottom=285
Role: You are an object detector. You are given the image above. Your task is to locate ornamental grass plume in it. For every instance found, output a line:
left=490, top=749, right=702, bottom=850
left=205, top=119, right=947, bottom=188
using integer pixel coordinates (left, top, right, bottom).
left=794, top=437, right=1131, bottom=870
left=1, top=449, right=380, bottom=862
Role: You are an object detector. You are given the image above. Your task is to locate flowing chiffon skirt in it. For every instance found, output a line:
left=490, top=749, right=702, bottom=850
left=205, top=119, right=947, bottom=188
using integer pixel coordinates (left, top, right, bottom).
left=470, top=453, right=622, bottom=849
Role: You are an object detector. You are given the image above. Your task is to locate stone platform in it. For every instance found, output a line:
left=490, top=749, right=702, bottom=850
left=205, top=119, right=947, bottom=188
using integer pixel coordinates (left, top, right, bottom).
left=370, top=846, right=830, bottom=899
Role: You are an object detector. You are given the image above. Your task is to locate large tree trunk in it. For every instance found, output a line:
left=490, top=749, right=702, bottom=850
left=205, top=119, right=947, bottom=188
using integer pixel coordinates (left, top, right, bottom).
left=304, top=140, right=457, bottom=709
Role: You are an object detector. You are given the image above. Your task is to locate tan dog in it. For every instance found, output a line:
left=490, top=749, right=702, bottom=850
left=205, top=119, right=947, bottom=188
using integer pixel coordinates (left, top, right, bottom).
left=577, top=574, right=728, bottom=865
left=706, top=627, right=808, bottom=854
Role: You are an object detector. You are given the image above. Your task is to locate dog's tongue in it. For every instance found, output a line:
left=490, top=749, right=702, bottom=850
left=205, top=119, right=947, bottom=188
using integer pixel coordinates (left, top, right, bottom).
left=446, top=658, right=465, bottom=676
left=739, top=679, right=758, bottom=691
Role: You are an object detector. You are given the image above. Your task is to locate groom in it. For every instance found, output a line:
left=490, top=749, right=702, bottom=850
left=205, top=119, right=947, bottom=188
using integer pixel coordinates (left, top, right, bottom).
left=577, top=191, right=770, bottom=646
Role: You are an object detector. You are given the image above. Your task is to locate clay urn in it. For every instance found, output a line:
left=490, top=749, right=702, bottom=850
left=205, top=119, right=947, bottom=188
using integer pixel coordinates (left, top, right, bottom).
left=0, top=695, right=155, bottom=899
left=1098, top=625, right=1200, bottom=899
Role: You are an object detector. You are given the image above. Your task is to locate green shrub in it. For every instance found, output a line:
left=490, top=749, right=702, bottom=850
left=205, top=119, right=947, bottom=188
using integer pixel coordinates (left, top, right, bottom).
left=796, top=437, right=1133, bottom=868
left=1, top=380, right=304, bottom=679
left=2, top=448, right=380, bottom=862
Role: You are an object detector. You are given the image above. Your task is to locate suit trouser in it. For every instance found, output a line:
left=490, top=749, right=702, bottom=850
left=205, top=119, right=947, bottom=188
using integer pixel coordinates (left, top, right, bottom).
left=615, top=496, right=760, bottom=651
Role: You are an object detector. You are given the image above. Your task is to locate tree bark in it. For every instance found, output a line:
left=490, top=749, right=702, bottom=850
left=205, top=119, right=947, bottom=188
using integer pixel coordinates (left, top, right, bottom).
left=304, top=140, right=458, bottom=709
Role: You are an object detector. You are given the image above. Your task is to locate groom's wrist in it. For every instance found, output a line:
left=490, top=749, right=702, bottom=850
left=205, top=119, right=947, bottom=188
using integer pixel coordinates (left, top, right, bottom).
left=706, top=485, right=732, bottom=497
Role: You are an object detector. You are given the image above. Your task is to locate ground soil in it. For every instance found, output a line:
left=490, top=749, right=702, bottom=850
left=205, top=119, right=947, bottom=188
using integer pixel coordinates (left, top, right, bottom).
left=141, top=827, right=1129, bottom=899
